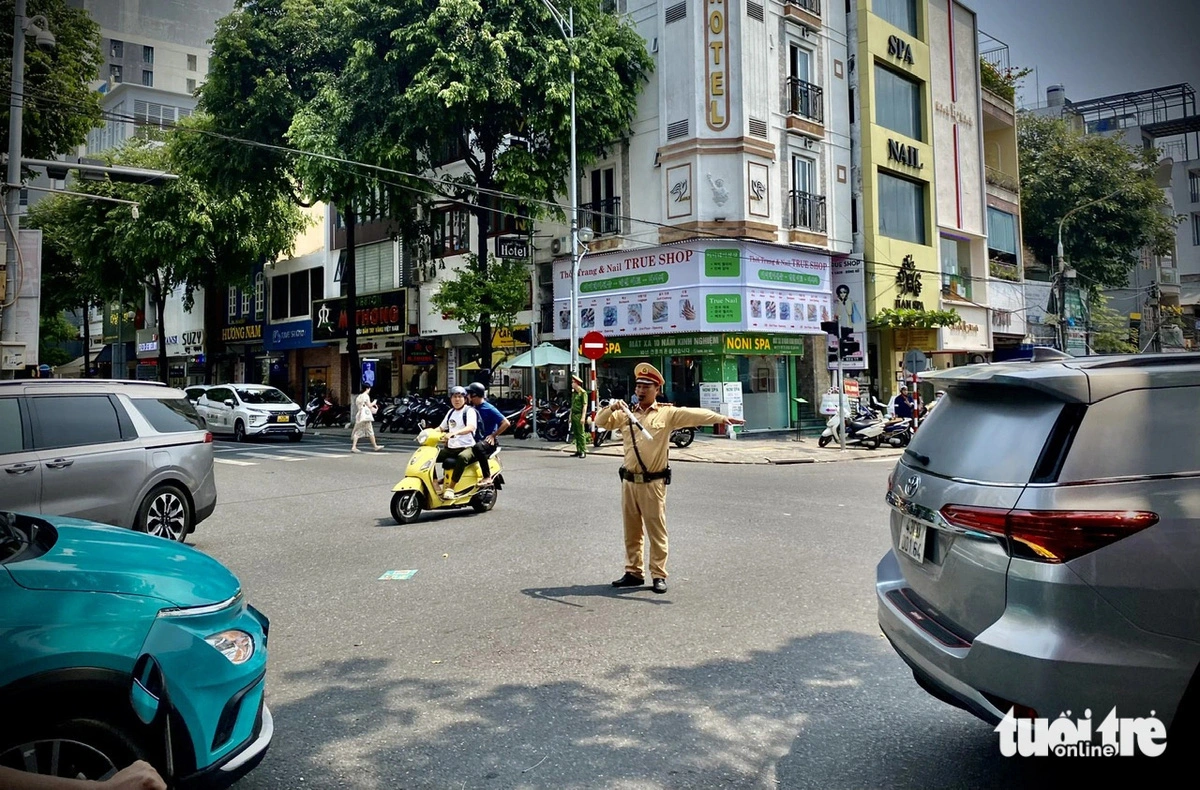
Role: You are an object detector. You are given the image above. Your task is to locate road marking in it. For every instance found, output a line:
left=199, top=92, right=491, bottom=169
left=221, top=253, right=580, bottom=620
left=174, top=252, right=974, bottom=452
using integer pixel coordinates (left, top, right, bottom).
left=214, top=458, right=256, bottom=466
left=279, top=448, right=348, bottom=457
left=379, top=569, right=417, bottom=580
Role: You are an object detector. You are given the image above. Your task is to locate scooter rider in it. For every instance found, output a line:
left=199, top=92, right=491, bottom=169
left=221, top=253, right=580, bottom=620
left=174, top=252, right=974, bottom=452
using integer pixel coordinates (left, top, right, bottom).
left=437, top=386, right=478, bottom=500
left=466, top=382, right=509, bottom=487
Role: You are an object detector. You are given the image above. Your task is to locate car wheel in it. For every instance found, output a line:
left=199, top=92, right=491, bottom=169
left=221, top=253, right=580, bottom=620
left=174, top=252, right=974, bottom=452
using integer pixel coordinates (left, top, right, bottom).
left=234, top=420, right=247, bottom=442
left=138, top=484, right=192, bottom=542
left=288, top=432, right=303, bottom=442
left=0, top=715, right=153, bottom=781
left=470, top=487, right=497, bottom=513
left=391, top=490, right=423, bottom=524
left=818, top=435, right=832, bottom=448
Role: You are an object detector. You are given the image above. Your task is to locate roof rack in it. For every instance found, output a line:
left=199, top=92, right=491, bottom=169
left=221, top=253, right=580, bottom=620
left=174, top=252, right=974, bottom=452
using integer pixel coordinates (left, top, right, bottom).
left=1029, top=347, right=1072, bottom=363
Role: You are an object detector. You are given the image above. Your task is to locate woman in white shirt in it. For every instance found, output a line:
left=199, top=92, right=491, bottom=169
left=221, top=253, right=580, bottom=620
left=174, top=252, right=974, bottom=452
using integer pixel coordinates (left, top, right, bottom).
left=437, top=386, right=478, bottom=499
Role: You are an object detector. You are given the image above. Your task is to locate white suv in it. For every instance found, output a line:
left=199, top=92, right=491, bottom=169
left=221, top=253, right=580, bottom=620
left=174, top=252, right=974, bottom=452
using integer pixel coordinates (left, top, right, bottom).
left=196, top=384, right=306, bottom=442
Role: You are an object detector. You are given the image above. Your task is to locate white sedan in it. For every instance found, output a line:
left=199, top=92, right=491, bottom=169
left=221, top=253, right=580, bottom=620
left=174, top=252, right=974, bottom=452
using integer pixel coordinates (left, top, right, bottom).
left=196, top=384, right=307, bottom=442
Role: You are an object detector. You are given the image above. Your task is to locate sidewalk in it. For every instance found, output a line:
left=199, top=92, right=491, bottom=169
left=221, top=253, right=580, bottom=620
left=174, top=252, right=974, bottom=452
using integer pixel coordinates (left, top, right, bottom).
left=309, top=426, right=903, bottom=465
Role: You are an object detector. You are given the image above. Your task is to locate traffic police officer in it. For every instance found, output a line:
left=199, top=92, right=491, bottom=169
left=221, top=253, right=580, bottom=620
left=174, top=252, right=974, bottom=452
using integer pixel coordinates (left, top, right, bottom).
left=595, top=362, right=745, bottom=593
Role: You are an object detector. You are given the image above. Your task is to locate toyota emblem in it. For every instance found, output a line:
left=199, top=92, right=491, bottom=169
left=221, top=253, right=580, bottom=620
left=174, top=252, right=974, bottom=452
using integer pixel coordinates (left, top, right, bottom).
left=902, top=475, right=920, bottom=498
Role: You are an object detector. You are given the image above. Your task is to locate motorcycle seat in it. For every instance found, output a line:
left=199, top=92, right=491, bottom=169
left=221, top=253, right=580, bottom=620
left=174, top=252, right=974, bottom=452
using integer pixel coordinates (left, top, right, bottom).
left=849, top=420, right=877, bottom=431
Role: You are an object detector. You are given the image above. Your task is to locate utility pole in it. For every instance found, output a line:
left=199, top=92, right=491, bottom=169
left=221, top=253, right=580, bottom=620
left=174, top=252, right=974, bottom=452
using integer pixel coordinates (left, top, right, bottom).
left=836, top=315, right=845, bottom=452
left=1149, top=282, right=1162, bottom=353
left=2, top=0, right=29, bottom=378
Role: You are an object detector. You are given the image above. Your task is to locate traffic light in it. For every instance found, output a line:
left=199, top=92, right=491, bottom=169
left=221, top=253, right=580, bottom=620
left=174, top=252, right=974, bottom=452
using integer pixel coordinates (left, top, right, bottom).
left=839, top=336, right=861, bottom=358
left=822, top=320, right=860, bottom=361
left=820, top=321, right=839, bottom=336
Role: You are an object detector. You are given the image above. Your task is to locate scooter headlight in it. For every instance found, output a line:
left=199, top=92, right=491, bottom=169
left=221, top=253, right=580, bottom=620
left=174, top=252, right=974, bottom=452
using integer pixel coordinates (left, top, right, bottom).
left=416, top=429, right=432, bottom=445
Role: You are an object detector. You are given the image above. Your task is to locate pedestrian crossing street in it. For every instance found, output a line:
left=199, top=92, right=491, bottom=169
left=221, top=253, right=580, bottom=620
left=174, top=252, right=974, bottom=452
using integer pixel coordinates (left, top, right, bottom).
left=213, top=443, right=398, bottom=466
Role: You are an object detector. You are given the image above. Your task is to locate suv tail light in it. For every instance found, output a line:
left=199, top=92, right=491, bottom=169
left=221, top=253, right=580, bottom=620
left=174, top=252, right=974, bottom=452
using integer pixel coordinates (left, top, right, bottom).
left=204, top=431, right=213, bottom=443
left=940, top=505, right=1158, bottom=564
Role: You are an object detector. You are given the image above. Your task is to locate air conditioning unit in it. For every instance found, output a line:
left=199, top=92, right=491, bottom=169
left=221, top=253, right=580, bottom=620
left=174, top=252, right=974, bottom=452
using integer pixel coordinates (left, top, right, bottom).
left=550, top=235, right=570, bottom=256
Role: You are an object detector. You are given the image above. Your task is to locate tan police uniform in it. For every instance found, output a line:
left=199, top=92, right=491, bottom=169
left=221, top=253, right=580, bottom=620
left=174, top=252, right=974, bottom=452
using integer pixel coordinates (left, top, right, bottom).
left=594, top=362, right=728, bottom=580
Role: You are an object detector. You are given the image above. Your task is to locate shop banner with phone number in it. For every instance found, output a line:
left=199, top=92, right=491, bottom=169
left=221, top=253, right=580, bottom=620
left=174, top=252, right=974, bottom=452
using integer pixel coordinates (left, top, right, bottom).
left=551, top=241, right=831, bottom=338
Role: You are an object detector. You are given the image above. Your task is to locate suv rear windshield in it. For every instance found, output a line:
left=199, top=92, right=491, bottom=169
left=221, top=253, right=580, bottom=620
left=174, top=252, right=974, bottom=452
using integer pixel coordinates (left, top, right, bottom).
left=132, top=397, right=206, bottom=433
left=235, top=388, right=291, bottom=405
left=904, top=386, right=1065, bottom=484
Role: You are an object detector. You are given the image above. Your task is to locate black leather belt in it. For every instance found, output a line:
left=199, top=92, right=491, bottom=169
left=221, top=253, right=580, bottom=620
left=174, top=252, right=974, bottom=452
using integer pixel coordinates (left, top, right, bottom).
left=619, top=466, right=670, bottom=483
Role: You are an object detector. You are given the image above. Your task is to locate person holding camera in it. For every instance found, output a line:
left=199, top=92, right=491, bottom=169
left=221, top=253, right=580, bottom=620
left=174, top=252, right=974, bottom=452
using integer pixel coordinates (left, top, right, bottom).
left=594, top=362, right=744, bottom=594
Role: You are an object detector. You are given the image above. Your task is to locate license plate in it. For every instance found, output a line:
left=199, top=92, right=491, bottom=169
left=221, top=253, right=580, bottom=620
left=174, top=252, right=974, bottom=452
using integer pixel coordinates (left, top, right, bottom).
left=898, top=517, right=927, bottom=563
left=277, top=415, right=290, bottom=423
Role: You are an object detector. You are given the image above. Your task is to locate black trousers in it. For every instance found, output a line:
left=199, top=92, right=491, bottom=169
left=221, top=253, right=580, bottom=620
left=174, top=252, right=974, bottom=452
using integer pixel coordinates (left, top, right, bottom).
left=437, top=447, right=474, bottom=485
left=472, top=440, right=498, bottom=479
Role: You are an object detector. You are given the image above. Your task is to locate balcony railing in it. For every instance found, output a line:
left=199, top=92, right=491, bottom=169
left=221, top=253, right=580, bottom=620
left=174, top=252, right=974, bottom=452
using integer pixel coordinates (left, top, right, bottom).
left=985, top=166, right=1019, bottom=193
left=789, top=191, right=827, bottom=233
left=786, top=78, right=824, bottom=124
left=785, top=0, right=821, bottom=15
left=580, top=196, right=621, bottom=237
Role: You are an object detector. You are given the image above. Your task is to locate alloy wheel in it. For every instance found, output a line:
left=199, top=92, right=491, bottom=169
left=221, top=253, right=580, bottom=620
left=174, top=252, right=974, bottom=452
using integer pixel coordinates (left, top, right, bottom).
left=145, top=490, right=188, bottom=540
left=0, top=739, right=117, bottom=780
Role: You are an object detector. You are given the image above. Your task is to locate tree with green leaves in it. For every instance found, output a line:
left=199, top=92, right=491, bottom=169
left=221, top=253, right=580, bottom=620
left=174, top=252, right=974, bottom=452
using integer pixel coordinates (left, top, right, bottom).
left=186, top=0, right=414, bottom=390
left=0, top=0, right=103, bottom=165
left=1019, top=114, right=1179, bottom=289
left=334, top=0, right=652, bottom=371
left=28, top=136, right=305, bottom=382
left=430, top=252, right=530, bottom=345
left=1086, top=292, right=1136, bottom=354
left=38, top=312, right=75, bottom=367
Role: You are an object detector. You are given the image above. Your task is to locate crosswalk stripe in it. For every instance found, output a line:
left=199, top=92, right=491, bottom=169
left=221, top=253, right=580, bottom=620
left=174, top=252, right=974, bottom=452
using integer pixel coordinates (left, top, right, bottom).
left=279, top=448, right=346, bottom=457
left=214, top=458, right=256, bottom=466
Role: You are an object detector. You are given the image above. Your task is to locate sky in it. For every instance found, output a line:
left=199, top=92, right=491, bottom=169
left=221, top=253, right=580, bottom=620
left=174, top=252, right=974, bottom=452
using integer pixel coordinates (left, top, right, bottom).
left=968, top=0, right=1200, bottom=108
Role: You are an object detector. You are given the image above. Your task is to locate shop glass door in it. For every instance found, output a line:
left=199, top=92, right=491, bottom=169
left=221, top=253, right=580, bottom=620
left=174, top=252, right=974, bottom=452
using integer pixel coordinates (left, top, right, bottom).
left=738, top=355, right=789, bottom=430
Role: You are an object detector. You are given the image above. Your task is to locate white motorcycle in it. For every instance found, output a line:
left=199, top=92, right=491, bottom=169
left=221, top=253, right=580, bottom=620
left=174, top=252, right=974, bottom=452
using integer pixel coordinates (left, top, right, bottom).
left=818, top=406, right=885, bottom=449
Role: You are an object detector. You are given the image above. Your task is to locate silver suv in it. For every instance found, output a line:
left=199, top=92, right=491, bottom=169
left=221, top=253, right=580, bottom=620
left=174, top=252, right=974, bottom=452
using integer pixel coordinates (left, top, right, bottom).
left=878, top=351, right=1200, bottom=740
left=0, top=379, right=216, bottom=542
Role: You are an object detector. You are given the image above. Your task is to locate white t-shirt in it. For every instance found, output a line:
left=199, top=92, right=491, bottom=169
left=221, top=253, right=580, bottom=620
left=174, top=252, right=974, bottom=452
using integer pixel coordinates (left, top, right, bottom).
left=439, top=406, right=478, bottom=449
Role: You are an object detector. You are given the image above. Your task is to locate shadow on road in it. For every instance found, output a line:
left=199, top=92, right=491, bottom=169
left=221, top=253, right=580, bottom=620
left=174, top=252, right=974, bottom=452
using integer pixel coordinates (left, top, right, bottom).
left=248, top=630, right=1172, bottom=789
left=520, top=584, right=673, bottom=608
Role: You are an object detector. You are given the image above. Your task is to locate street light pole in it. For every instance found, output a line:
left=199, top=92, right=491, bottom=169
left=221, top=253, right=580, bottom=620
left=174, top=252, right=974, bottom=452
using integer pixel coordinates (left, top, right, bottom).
left=1055, top=187, right=1122, bottom=353
left=1, top=0, right=28, bottom=378
left=539, top=0, right=581, bottom=377
left=2, top=0, right=54, bottom=379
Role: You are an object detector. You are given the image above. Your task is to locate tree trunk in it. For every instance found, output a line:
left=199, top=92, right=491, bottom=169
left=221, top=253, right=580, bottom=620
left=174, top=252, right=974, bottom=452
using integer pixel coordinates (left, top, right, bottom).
left=203, top=266, right=220, bottom=385
left=345, top=206, right=360, bottom=399
left=154, top=275, right=168, bottom=384
left=81, top=302, right=91, bottom=378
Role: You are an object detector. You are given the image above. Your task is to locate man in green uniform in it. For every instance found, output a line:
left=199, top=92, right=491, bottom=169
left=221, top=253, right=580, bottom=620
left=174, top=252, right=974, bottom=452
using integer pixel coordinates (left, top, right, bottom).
left=595, top=362, right=744, bottom=593
left=570, top=374, right=588, bottom=458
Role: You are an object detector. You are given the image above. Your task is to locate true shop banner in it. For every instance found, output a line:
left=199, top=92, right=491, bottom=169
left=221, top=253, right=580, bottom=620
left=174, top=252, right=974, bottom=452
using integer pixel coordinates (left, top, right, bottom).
left=551, top=241, right=832, bottom=338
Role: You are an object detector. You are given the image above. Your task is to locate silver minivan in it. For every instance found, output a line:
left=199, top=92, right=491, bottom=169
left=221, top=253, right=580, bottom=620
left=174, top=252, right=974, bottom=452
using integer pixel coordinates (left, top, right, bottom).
left=0, top=379, right=216, bottom=542
left=878, top=350, right=1200, bottom=739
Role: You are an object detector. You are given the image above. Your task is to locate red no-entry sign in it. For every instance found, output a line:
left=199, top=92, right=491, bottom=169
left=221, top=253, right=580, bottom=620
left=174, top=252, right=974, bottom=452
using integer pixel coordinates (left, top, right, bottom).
left=581, top=331, right=607, bottom=361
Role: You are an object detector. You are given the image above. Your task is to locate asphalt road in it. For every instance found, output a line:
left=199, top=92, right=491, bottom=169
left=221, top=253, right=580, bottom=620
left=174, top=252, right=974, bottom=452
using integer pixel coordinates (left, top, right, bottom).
left=195, top=439, right=1162, bottom=789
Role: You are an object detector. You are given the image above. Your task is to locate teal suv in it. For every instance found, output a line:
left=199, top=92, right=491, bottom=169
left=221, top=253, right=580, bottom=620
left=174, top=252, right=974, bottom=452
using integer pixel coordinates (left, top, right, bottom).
left=0, top=511, right=272, bottom=787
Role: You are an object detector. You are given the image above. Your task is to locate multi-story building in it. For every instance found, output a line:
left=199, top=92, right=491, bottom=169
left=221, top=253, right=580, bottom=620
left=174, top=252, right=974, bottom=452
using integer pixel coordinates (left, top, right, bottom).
left=1029, top=83, right=1199, bottom=351
left=846, top=0, right=992, bottom=402
left=525, top=0, right=859, bottom=432
left=978, top=34, right=1026, bottom=360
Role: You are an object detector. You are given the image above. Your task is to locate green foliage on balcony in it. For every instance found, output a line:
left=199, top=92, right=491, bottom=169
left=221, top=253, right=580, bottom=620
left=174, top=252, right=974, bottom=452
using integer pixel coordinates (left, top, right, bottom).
left=980, top=59, right=1031, bottom=104
left=989, top=259, right=1022, bottom=282
left=871, top=308, right=963, bottom=329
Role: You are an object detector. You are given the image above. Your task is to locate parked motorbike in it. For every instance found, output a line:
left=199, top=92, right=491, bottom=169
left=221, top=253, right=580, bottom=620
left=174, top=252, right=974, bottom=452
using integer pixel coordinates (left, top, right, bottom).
left=390, top=428, right=504, bottom=525
left=818, top=405, right=885, bottom=449
left=509, top=399, right=534, bottom=440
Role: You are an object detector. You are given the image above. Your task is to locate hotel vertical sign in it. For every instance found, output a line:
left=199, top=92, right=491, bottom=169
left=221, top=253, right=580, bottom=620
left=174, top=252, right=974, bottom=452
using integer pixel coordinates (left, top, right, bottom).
left=705, top=0, right=729, bottom=130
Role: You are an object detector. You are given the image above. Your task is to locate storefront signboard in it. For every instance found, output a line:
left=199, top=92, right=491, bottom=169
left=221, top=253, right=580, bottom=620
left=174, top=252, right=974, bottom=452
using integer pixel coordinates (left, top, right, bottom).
left=313, top=288, right=406, bottom=341
left=699, top=383, right=723, bottom=410
left=829, top=256, right=868, bottom=371
left=552, top=241, right=831, bottom=338
left=938, top=303, right=991, bottom=352
left=265, top=319, right=316, bottom=351
left=601, top=333, right=807, bottom=358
